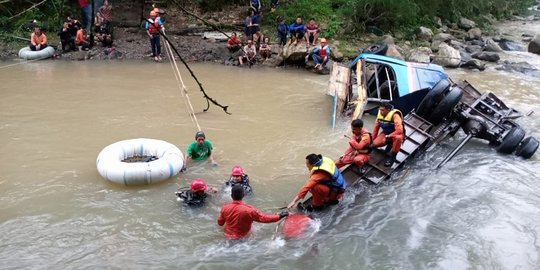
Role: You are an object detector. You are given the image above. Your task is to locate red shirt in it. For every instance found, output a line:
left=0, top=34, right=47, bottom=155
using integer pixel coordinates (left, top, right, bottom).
left=217, top=200, right=280, bottom=239
left=227, top=37, right=241, bottom=47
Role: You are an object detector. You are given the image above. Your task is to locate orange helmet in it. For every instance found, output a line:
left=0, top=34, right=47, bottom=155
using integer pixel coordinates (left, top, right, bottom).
left=231, top=165, right=244, bottom=176
left=150, top=10, right=157, bottom=17
left=190, top=178, right=207, bottom=193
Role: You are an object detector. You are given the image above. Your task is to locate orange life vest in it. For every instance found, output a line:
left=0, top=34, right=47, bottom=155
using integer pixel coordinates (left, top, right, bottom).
left=148, top=19, right=161, bottom=34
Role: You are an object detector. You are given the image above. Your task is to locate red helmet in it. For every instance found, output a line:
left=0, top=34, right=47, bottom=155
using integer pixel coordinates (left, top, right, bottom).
left=190, top=178, right=207, bottom=192
left=231, top=165, right=244, bottom=176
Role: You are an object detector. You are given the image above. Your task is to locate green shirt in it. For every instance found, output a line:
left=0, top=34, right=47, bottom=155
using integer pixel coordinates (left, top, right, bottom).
left=186, top=140, right=213, bottom=161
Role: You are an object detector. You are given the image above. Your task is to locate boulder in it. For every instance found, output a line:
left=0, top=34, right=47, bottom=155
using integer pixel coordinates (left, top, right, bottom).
left=382, top=35, right=395, bottom=45
left=407, top=47, right=432, bottom=63
left=495, top=60, right=540, bottom=78
left=432, top=43, right=461, bottom=67
left=282, top=42, right=309, bottom=62
left=528, top=34, right=540, bottom=54
left=467, top=28, right=482, bottom=40
left=470, top=40, right=485, bottom=46
left=416, top=26, right=434, bottom=41
left=460, top=50, right=472, bottom=62
left=461, top=59, right=486, bottom=71
left=459, top=17, right=476, bottom=30
left=484, top=38, right=503, bottom=52
left=330, top=45, right=344, bottom=61
left=449, top=39, right=465, bottom=50
left=472, top=51, right=500, bottom=62
left=385, top=44, right=404, bottom=59
left=432, top=33, right=455, bottom=43
left=465, top=45, right=482, bottom=54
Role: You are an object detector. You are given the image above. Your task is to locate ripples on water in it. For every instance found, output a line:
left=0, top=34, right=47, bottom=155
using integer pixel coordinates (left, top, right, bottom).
left=1, top=52, right=540, bottom=269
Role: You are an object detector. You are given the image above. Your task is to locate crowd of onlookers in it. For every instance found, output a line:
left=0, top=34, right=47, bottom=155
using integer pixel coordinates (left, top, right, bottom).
left=28, top=0, right=114, bottom=53
left=227, top=1, right=331, bottom=69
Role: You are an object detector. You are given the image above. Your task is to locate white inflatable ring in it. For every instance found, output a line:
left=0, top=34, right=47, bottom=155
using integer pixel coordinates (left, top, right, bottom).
left=18, top=46, right=55, bottom=60
left=96, top=138, right=184, bottom=185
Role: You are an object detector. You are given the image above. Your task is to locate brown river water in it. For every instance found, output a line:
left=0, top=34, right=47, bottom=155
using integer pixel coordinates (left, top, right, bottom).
left=1, top=23, right=540, bottom=269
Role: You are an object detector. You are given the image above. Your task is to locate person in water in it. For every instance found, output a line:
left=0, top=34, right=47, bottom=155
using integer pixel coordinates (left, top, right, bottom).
left=176, top=178, right=218, bottom=206
left=372, top=102, right=404, bottom=167
left=287, top=154, right=346, bottom=211
left=184, top=131, right=217, bottom=170
left=217, top=185, right=288, bottom=240
left=30, top=27, right=48, bottom=51
left=225, top=165, right=252, bottom=194
left=335, top=119, right=372, bottom=169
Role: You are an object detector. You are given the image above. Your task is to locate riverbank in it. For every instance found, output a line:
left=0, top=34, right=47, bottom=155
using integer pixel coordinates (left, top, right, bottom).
left=1, top=5, right=540, bottom=75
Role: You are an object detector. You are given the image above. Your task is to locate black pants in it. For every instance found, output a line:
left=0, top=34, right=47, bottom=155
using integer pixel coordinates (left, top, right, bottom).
left=30, top=44, right=48, bottom=51
left=150, top=34, right=161, bottom=57
left=61, top=39, right=76, bottom=52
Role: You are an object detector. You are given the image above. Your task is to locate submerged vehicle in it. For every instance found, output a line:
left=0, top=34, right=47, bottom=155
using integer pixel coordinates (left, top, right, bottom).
left=318, top=52, right=539, bottom=208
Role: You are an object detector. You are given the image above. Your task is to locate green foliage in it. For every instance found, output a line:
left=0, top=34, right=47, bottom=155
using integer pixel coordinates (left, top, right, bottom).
left=0, top=0, right=77, bottom=40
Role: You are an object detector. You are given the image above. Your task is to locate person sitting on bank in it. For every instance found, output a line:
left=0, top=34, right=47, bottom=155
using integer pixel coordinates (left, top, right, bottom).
left=305, top=38, right=330, bottom=70
left=217, top=185, right=288, bottom=240
left=259, top=37, right=272, bottom=61
left=75, top=27, right=91, bottom=50
left=227, top=32, right=242, bottom=53
left=288, top=16, right=305, bottom=46
left=372, top=102, right=404, bottom=167
left=287, top=154, right=346, bottom=211
left=59, top=22, right=76, bottom=52
left=335, top=119, right=372, bottom=169
left=225, top=165, right=253, bottom=195
left=304, top=18, right=320, bottom=46
left=30, top=27, right=48, bottom=51
left=239, top=39, right=256, bottom=66
left=184, top=131, right=217, bottom=170
left=176, top=178, right=218, bottom=206
left=95, top=21, right=113, bottom=47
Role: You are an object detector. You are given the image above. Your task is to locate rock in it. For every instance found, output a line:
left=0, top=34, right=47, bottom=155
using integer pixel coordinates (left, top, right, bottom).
left=407, top=47, right=431, bottom=63
left=416, top=26, right=434, bottom=41
left=449, top=39, right=465, bottom=50
left=202, top=32, right=232, bottom=42
left=465, top=45, right=482, bottom=53
left=498, top=39, right=525, bottom=51
left=495, top=60, right=540, bottom=77
left=484, top=38, right=503, bottom=52
left=467, top=28, right=482, bottom=40
left=281, top=41, right=309, bottom=62
left=460, top=50, right=472, bottom=62
left=459, top=17, right=476, bottom=30
left=385, top=44, right=403, bottom=59
left=330, top=45, right=343, bottom=61
left=472, top=51, right=500, bottom=62
left=439, top=25, right=449, bottom=33
left=382, top=35, right=395, bottom=45
left=461, top=59, right=486, bottom=70
left=432, top=43, right=461, bottom=67
left=470, top=40, right=485, bottom=46
left=523, top=37, right=533, bottom=42
left=434, top=16, right=443, bottom=27
left=528, top=34, right=540, bottom=54
left=432, top=33, right=455, bottom=43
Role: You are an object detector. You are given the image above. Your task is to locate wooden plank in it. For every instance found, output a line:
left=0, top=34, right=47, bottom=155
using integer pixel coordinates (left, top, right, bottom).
left=352, top=60, right=368, bottom=120
left=328, top=62, right=351, bottom=128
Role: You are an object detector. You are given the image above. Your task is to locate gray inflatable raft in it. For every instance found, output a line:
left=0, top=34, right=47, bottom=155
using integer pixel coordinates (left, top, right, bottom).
left=18, top=46, right=55, bottom=60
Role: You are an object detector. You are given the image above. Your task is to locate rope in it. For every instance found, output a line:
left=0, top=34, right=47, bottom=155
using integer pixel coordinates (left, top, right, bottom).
left=0, top=55, right=51, bottom=70
left=163, top=33, right=202, bottom=131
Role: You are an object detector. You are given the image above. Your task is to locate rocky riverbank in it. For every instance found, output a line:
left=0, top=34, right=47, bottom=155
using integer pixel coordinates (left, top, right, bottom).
left=2, top=4, right=540, bottom=77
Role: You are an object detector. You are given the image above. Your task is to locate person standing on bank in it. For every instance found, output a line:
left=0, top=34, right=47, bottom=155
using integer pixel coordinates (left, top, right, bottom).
left=184, top=131, right=217, bottom=170
left=287, top=154, right=346, bottom=211
left=372, top=102, right=404, bottom=167
left=217, top=185, right=288, bottom=240
left=145, top=10, right=164, bottom=62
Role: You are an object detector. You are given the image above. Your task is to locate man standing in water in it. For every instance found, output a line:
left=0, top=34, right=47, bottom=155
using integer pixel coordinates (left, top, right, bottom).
left=287, top=154, right=346, bottom=211
left=372, top=102, right=404, bottom=167
left=184, top=131, right=217, bottom=170
left=218, top=185, right=288, bottom=240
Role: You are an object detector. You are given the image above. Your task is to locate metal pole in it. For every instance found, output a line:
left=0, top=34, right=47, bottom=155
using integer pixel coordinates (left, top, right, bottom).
left=437, top=134, right=473, bottom=169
